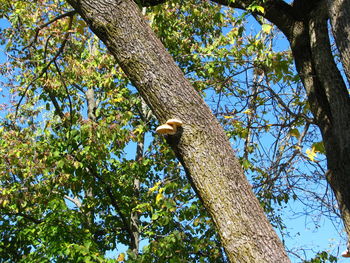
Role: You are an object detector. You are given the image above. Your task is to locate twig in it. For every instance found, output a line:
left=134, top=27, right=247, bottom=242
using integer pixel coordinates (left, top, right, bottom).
left=64, top=195, right=82, bottom=208
left=54, top=59, right=73, bottom=127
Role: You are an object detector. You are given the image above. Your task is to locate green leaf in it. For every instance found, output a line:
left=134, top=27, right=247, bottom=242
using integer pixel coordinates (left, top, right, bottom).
left=289, top=128, right=300, bottom=138
left=312, top=141, right=325, bottom=154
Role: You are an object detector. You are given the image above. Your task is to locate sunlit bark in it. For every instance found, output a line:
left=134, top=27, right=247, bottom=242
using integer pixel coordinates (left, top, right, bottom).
left=66, top=0, right=290, bottom=261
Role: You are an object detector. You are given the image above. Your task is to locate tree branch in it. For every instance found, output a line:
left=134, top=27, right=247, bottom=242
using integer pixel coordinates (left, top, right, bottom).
left=139, top=0, right=296, bottom=37
left=212, top=0, right=296, bottom=37
left=24, top=10, right=76, bottom=49
left=15, top=15, right=74, bottom=119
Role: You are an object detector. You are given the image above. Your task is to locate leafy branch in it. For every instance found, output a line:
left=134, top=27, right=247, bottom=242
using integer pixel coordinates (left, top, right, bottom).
left=15, top=12, right=75, bottom=119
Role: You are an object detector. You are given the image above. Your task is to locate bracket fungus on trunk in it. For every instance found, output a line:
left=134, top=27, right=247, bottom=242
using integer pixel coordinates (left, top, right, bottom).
left=156, top=123, right=176, bottom=135
left=342, top=249, right=350, bottom=258
left=166, top=119, right=183, bottom=127
left=156, top=119, right=183, bottom=135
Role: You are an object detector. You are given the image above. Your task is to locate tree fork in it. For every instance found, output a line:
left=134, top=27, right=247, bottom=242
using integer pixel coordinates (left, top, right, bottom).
left=66, top=0, right=290, bottom=261
left=198, top=0, right=350, bottom=253
left=287, top=0, right=350, bottom=251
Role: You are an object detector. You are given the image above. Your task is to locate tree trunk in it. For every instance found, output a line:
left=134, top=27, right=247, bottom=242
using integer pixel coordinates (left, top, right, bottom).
left=287, top=0, right=350, bottom=250
left=130, top=136, right=143, bottom=255
left=308, top=1, right=350, bottom=250
left=66, top=0, right=290, bottom=262
left=130, top=99, right=149, bottom=255
left=327, top=0, right=350, bottom=83
left=207, top=0, right=350, bottom=252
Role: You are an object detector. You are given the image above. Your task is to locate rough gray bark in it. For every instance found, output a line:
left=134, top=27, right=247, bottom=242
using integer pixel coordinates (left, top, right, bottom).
left=66, top=0, right=290, bottom=262
left=308, top=1, right=350, bottom=249
left=285, top=0, right=350, bottom=251
left=140, top=0, right=350, bottom=254
left=328, top=0, right=350, bottom=83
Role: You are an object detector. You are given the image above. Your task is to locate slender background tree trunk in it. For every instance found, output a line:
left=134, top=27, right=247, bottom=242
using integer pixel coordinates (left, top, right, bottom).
left=66, top=0, right=290, bottom=262
left=328, top=0, right=350, bottom=83
left=209, top=0, right=350, bottom=252
left=288, top=0, right=350, bottom=249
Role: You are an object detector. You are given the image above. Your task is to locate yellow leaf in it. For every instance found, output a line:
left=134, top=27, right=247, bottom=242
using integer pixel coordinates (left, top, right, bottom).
left=117, top=253, right=125, bottom=262
left=134, top=126, right=143, bottom=135
left=148, top=181, right=161, bottom=193
left=294, top=145, right=302, bottom=151
left=224, top=116, right=233, bottom=119
left=262, top=24, right=272, bottom=34
left=1, top=199, right=9, bottom=208
left=112, top=97, right=123, bottom=103
left=306, top=147, right=317, bottom=162
left=156, top=193, right=163, bottom=204
left=256, top=6, right=265, bottom=13
left=159, top=187, right=165, bottom=194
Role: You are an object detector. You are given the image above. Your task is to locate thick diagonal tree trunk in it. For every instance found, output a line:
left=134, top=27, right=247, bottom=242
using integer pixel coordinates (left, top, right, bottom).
left=66, top=0, right=290, bottom=262
left=127, top=0, right=350, bottom=252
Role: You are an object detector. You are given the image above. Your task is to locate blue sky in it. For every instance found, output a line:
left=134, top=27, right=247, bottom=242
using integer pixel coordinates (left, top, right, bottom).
left=0, top=11, right=349, bottom=262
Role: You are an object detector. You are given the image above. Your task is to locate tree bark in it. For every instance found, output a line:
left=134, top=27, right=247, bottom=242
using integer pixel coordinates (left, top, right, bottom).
left=285, top=0, right=350, bottom=250
left=308, top=1, right=350, bottom=249
left=130, top=99, right=149, bottom=255
left=65, top=0, right=290, bottom=262
left=194, top=0, right=350, bottom=253
left=327, top=0, right=350, bottom=83
left=267, top=0, right=350, bottom=250
left=130, top=136, right=143, bottom=255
